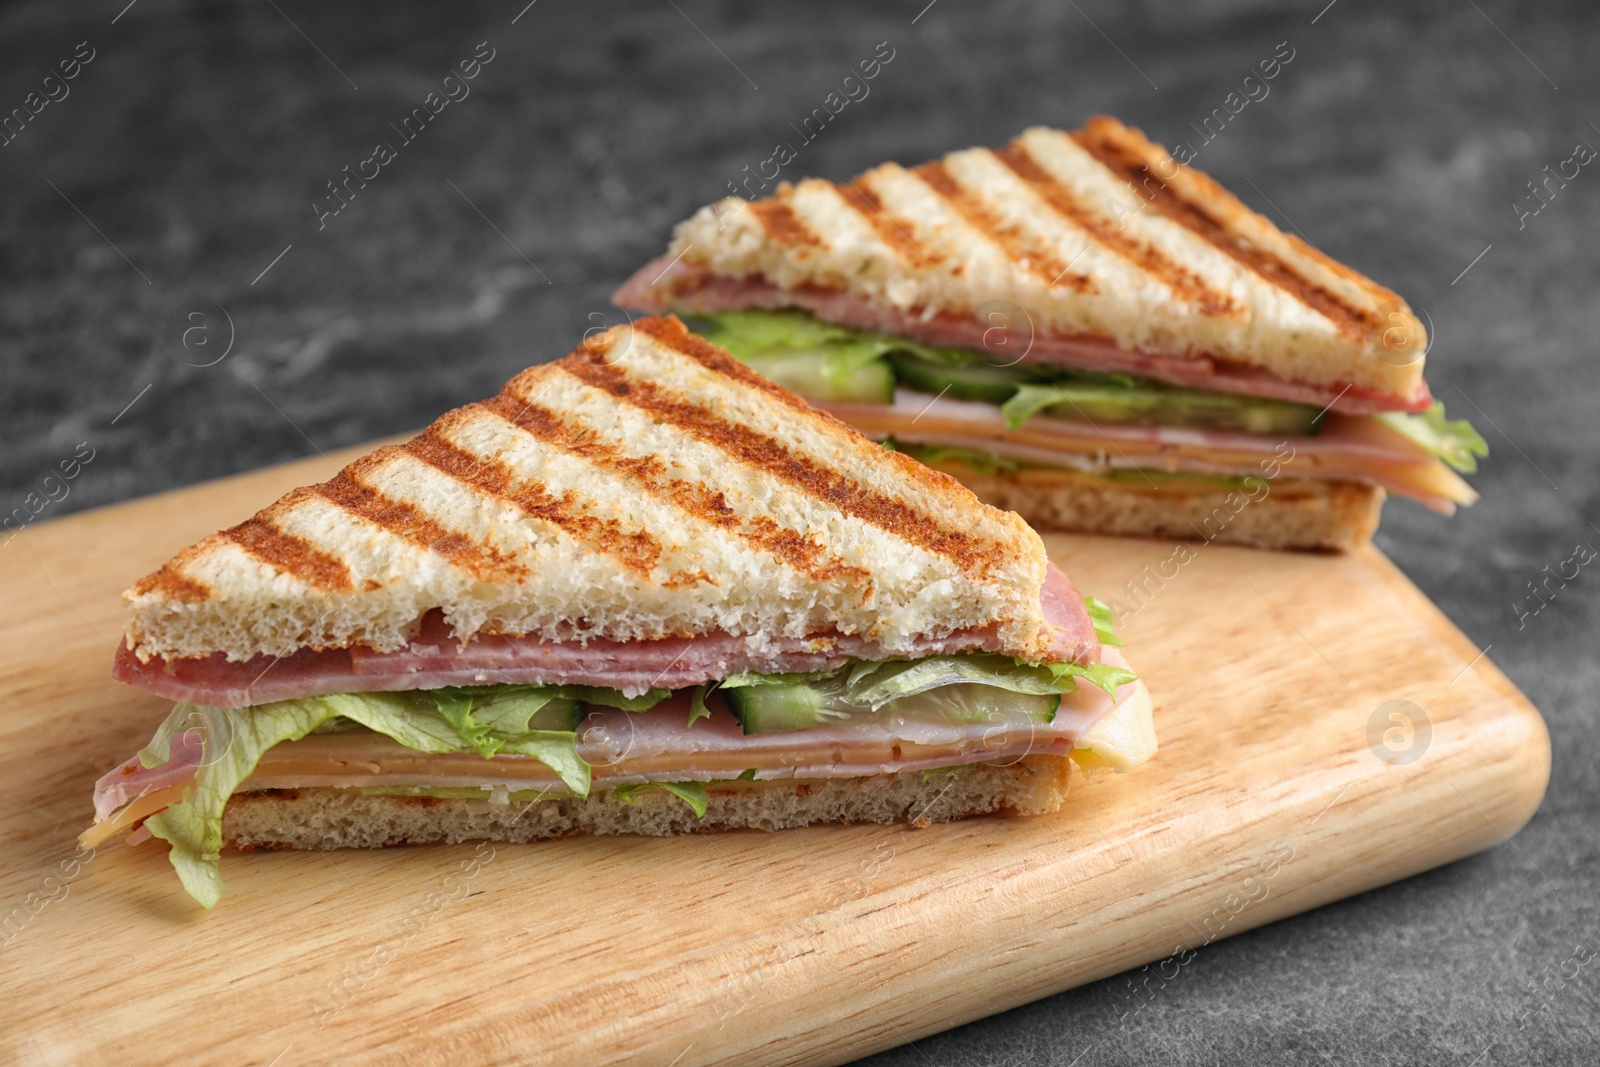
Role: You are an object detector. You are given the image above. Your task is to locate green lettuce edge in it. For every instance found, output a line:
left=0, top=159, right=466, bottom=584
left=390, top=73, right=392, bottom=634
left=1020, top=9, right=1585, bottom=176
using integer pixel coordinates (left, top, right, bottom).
left=140, top=690, right=597, bottom=908
left=613, top=780, right=710, bottom=818
left=1375, top=401, right=1488, bottom=474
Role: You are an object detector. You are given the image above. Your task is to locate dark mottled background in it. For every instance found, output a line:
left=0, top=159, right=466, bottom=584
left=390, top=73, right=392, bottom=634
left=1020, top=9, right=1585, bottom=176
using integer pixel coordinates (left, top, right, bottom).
left=3, top=0, right=1597, bottom=1062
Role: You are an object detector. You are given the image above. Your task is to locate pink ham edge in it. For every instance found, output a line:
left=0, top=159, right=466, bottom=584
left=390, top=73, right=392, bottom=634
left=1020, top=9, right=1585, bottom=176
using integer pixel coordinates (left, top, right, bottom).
left=92, top=729, right=204, bottom=820
left=113, top=565, right=1098, bottom=708
left=613, top=257, right=1434, bottom=417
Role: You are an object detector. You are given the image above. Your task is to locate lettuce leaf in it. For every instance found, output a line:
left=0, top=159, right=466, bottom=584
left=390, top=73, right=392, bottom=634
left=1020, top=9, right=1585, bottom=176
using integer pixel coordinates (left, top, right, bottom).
left=139, top=703, right=217, bottom=769
left=845, top=659, right=885, bottom=689
left=293, top=694, right=589, bottom=794
left=428, top=688, right=503, bottom=756
left=466, top=689, right=571, bottom=735
left=424, top=684, right=664, bottom=751
left=847, top=655, right=1073, bottom=710
left=687, top=311, right=893, bottom=400
left=1375, top=401, right=1488, bottom=474
left=328, top=691, right=481, bottom=755
left=1084, top=596, right=1125, bottom=648
left=1000, top=379, right=1322, bottom=436
left=557, top=686, right=670, bottom=711
left=719, top=669, right=841, bottom=689
left=427, top=683, right=666, bottom=716
left=613, top=780, right=709, bottom=817
left=688, top=309, right=861, bottom=351
left=687, top=684, right=713, bottom=727
left=1038, top=660, right=1140, bottom=699
left=689, top=310, right=1020, bottom=377
left=494, top=731, right=589, bottom=796
left=1001, top=383, right=1072, bottom=431
left=887, top=441, right=1022, bottom=477
left=135, top=691, right=592, bottom=908
left=144, top=699, right=337, bottom=908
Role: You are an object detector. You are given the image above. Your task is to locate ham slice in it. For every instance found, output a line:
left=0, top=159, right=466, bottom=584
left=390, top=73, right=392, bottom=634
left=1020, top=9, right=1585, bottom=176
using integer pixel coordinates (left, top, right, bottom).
left=92, top=730, right=205, bottom=820
left=614, top=257, right=1433, bottom=417
left=112, top=565, right=1098, bottom=708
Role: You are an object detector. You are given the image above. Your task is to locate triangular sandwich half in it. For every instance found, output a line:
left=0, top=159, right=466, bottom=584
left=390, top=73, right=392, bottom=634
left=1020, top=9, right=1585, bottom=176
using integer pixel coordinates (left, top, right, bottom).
left=85, top=315, right=1152, bottom=908
left=616, top=117, right=1487, bottom=551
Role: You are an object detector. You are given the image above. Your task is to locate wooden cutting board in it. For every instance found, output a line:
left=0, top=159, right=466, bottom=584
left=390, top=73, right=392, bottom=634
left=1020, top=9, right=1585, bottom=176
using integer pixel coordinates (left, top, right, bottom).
left=0, top=444, right=1548, bottom=1067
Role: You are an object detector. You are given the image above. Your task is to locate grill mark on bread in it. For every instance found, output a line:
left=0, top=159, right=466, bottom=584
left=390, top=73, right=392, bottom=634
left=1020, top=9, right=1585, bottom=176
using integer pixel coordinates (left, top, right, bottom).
left=832, top=177, right=945, bottom=269
left=630, top=316, right=986, bottom=504
left=742, top=516, right=869, bottom=585
left=221, top=507, right=354, bottom=591
left=482, top=388, right=872, bottom=585
left=1069, top=124, right=1379, bottom=339
left=560, top=334, right=1007, bottom=575
left=315, top=460, right=520, bottom=581
left=632, top=315, right=823, bottom=414
left=402, top=427, right=667, bottom=581
left=993, top=143, right=1237, bottom=315
left=747, top=195, right=823, bottom=248
left=912, top=160, right=1093, bottom=294
left=131, top=566, right=212, bottom=602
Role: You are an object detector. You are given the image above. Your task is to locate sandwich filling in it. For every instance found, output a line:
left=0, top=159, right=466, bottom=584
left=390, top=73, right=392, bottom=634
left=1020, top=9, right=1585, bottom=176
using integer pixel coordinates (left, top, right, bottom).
left=610, top=296, right=1486, bottom=515
left=87, top=580, right=1146, bottom=908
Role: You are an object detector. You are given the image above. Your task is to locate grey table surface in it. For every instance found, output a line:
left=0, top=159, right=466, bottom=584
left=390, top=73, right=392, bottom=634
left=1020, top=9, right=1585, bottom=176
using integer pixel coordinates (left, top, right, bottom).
left=3, top=0, right=1596, bottom=1063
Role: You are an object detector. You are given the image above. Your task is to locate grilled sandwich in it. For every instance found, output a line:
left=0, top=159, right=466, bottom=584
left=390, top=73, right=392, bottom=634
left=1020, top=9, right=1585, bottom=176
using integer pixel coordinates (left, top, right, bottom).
left=85, top=315, right=1153, bottom=907
left=616, top=118, right=1488, bottom=551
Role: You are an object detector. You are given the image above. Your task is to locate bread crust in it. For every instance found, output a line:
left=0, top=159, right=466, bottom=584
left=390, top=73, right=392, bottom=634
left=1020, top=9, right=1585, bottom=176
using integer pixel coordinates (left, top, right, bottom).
left=221, top=757, right=1076, bottom=849
left=949, top=466, right=1384, bottom=552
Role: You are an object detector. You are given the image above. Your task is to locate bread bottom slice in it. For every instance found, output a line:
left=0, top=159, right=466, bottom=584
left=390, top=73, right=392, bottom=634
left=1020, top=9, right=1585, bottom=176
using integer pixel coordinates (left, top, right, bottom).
left=221, top=757, right=1075, bottom=850
left=948, top=467, right=1385, bottom=552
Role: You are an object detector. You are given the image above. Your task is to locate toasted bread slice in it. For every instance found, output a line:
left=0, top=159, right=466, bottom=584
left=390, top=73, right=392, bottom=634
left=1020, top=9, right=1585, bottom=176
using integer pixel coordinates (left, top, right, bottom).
left=943, top=465, right=1385, bottom=552
left=125, top=316, right=1056, bottom=664
left=654, top=118, right=1425, bottom=404
left=221, top=757, right=1078, bottom=850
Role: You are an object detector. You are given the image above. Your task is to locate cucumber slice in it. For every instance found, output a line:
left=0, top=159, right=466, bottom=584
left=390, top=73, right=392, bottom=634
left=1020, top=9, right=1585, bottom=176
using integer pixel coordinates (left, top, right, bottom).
left=885, top=349, right=1053, bottom=404
left=1005, top=382, right=1322, bottom=436
left=522, top=697, right=583, bottom=732
left=739, top=348, right=894, bottom=403
left=847, top=654, right=1068, bottom=709
left=685, top=309, right=853, bottom=350
left=724, top=671, right=1061, bottom=734
left=723, top=683, right=827, bottom=735
left=885, top=684, right=1059, bottom=726
left=686, top=314, right=894, bottom=403
left=440, top=688, right=585, bottom=735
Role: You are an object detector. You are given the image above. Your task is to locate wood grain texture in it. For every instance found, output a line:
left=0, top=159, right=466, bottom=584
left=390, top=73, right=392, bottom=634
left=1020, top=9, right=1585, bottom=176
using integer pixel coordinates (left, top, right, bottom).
left=0, top=443, right=1548, bottom=1067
